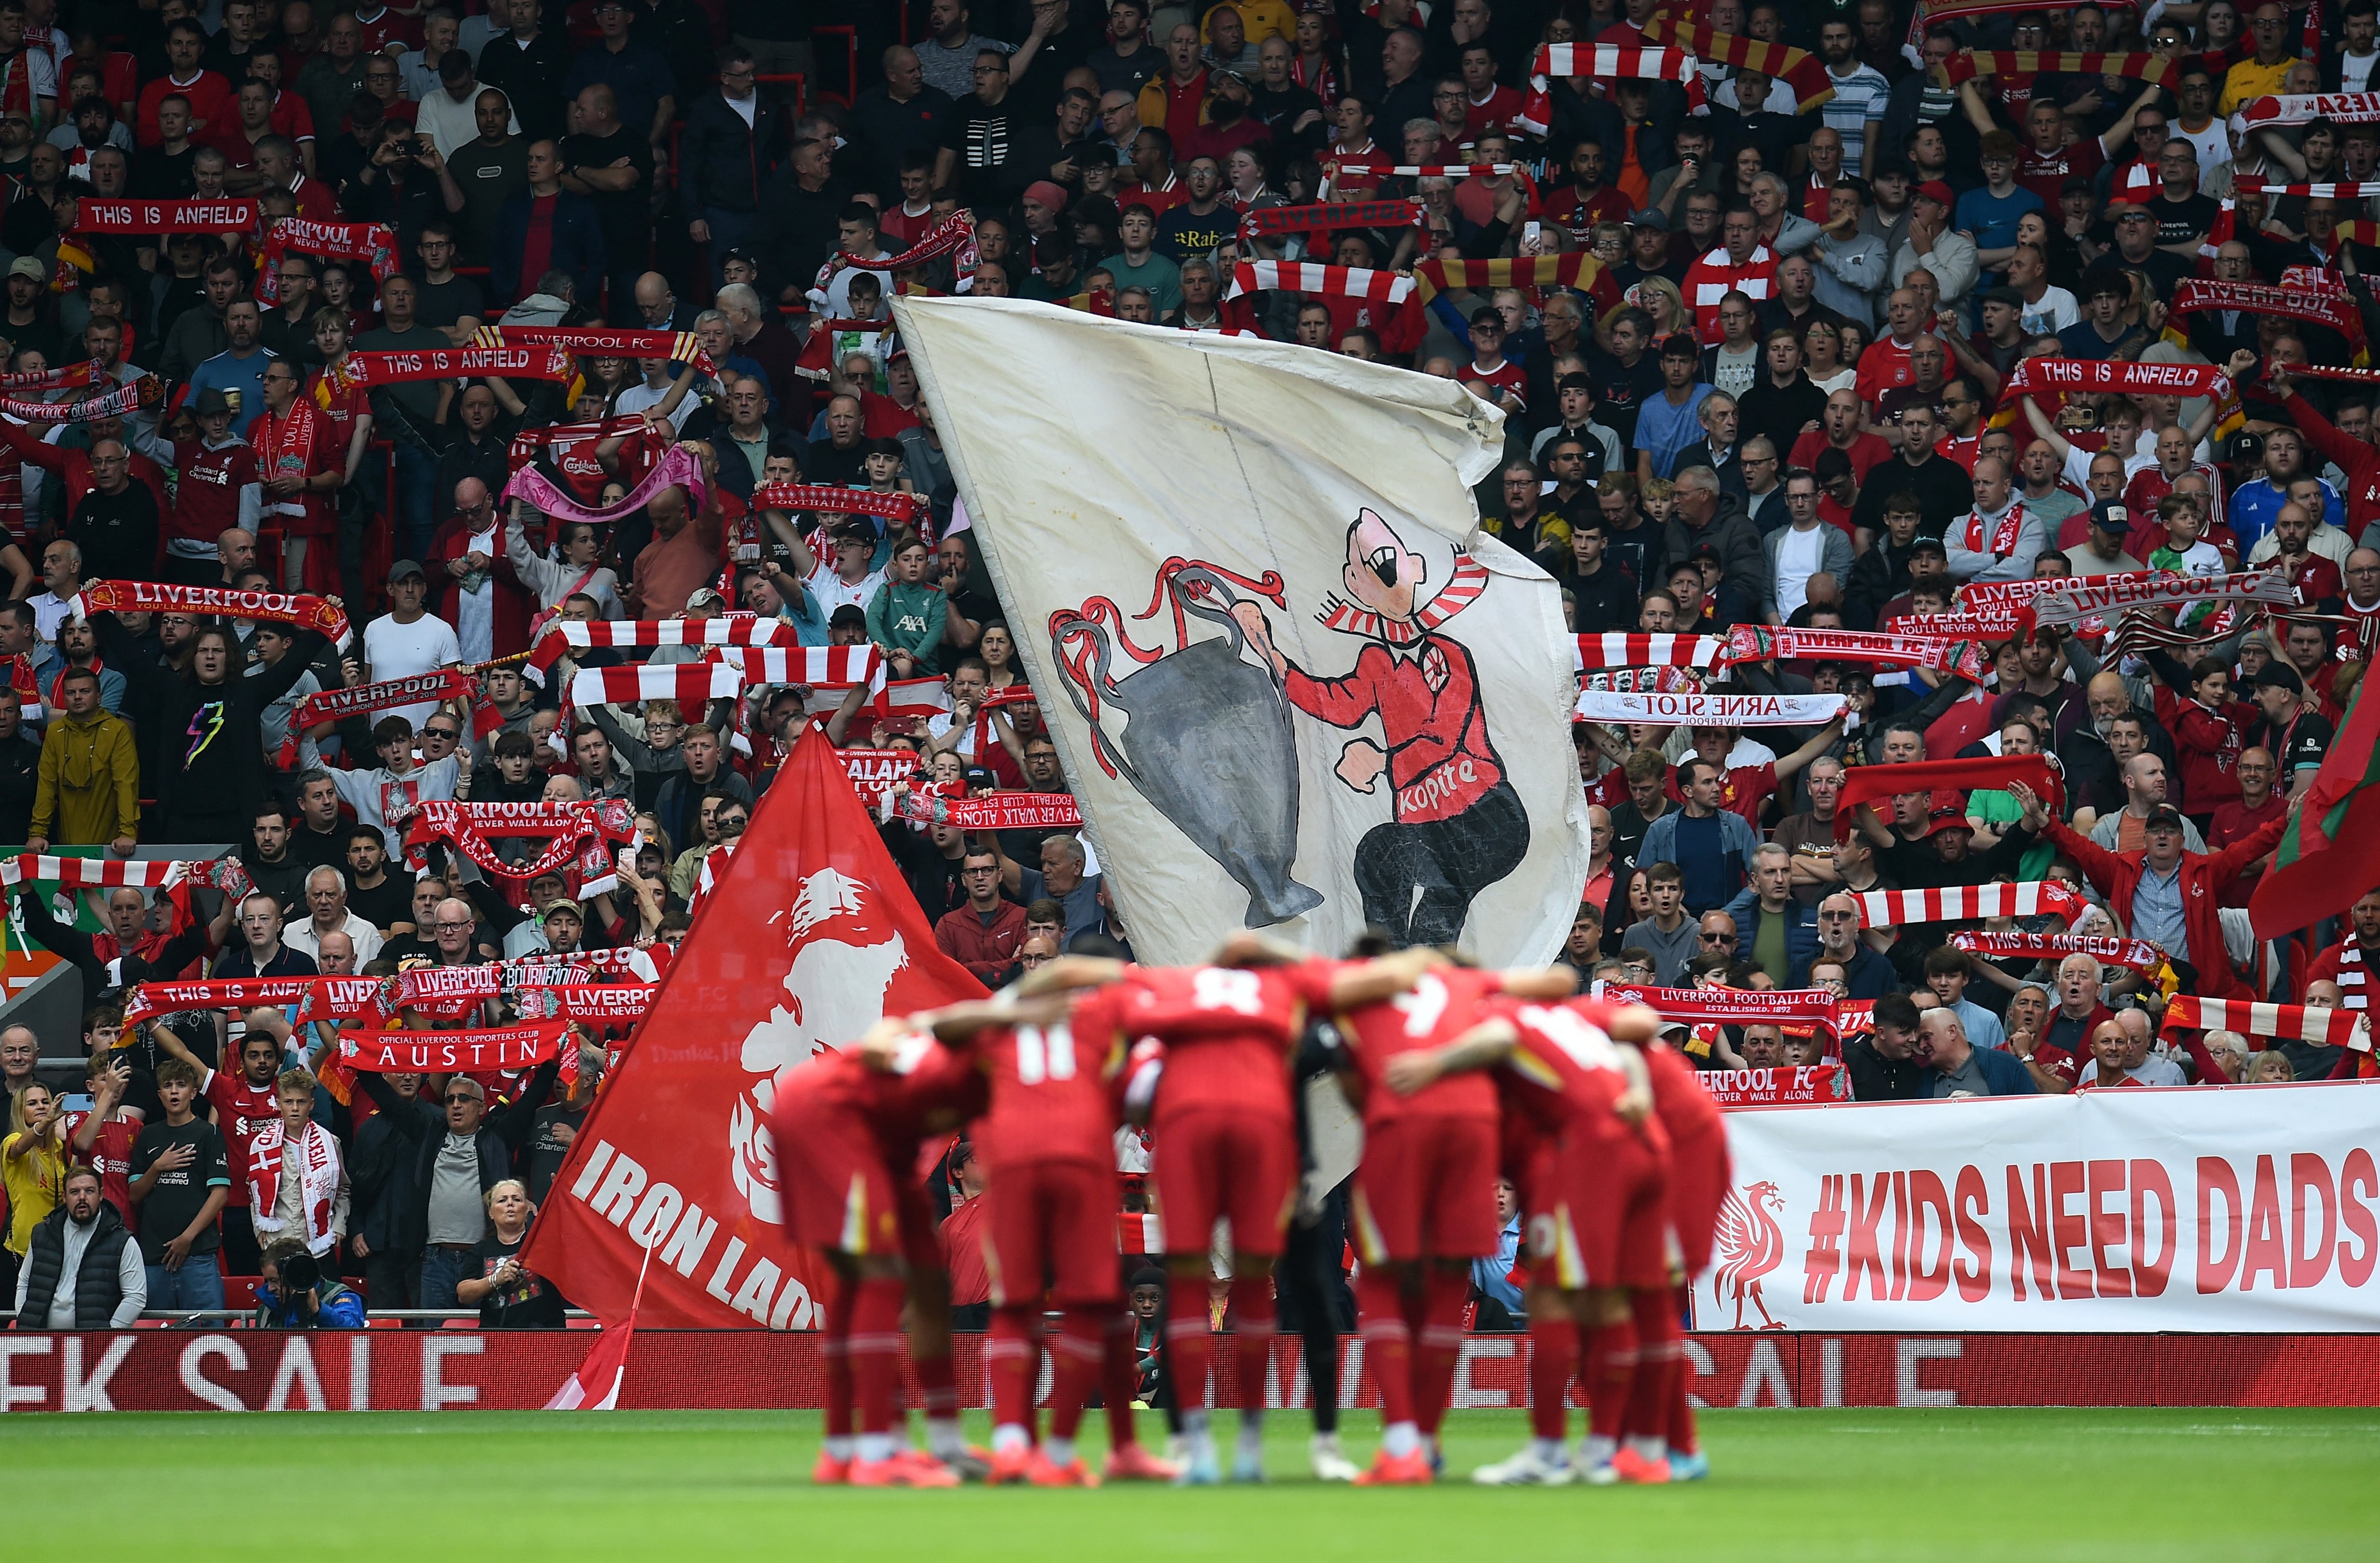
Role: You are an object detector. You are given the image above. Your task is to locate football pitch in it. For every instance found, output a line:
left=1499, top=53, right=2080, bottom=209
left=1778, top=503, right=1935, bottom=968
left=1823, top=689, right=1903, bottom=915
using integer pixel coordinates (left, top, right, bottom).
left=29, top=1406, right=2380, bottom=1561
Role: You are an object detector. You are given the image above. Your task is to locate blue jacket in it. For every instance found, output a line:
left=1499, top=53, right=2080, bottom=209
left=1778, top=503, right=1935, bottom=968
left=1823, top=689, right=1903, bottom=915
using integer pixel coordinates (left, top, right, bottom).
left=252, top=1278, right=366, bottom=1329
left=491, top=189, right=608, bottom=307
left=1637, top=806, right=1758, bottom=913
left=1721, top=888, right=1822, bottom=988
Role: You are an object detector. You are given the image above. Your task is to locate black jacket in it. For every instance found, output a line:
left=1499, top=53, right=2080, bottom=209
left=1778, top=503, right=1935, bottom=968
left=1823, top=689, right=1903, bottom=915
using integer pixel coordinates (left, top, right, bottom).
left=0, top=729, right=37, bottom=840
left=17, top=1200, right=137, bottom=1330
left=18, top=888, right=215, bottom=1011
left=351, top=1095, right=429, bottom=1253
left=1843, top=1033, right=1927, bottom=1102
left=678, top=87, right=782, bottom=214
left=881, top=819, right=969, bottom=922
left=357, top=1056, right=561, bottom=1239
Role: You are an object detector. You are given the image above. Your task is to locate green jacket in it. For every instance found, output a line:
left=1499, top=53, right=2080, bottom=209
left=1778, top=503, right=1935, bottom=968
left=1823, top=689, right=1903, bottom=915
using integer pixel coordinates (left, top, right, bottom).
left=865, top=578, right=948, bottom=665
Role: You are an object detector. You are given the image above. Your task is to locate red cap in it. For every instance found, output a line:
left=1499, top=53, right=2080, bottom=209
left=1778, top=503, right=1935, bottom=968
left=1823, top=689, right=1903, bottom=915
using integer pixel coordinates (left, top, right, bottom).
left=1913, top=180, right=1956, bottom=210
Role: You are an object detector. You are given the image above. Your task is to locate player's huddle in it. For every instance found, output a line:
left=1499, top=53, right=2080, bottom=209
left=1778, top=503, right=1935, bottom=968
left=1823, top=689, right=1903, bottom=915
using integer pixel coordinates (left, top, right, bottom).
left=770, top=931, right=1726, bottom=1489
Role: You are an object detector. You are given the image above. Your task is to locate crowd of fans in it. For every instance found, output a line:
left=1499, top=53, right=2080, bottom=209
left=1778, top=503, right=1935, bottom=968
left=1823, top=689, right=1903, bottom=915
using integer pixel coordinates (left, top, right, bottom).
left=0, top=0, right=2372, bottom=1333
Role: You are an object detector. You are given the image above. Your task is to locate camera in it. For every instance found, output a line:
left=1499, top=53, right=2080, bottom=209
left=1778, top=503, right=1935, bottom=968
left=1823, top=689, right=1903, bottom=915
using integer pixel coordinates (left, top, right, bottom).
left=279, top=1250, right=321, bottom=1294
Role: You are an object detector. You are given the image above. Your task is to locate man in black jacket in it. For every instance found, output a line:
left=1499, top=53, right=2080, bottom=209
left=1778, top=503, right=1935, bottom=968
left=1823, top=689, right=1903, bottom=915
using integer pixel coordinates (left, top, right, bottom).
left=679, top=44, right=781, bottom=291
left=349, top=1071, right=429, bottom=1310
left=357, top=1055, right=561, bottom=1311
left=15, top=1166, right=144, bottom=1328
left=1842, top=991, right=1928, bottom=1101
left=17, top=883, right=235, bottom=1009
left=0, top=685, right=37, bottom=840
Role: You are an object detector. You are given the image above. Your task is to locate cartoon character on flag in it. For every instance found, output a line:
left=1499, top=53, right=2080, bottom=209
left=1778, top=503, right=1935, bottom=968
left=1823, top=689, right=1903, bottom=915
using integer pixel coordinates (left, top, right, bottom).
left=1230, top=508, right=1529, bottom=947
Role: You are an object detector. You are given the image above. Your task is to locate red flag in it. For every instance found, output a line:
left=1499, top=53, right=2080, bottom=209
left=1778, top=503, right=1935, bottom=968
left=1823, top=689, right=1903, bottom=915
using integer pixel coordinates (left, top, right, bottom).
left=2249, top=678, right=2380, bottom=938
left=518, top=727, right=986, bottom=1328
left=547, top=1244, right=652, bottom=1410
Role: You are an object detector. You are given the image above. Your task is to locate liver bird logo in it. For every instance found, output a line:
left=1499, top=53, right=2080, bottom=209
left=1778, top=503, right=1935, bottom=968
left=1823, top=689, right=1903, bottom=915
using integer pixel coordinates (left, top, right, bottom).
left=1710, top=1180, right=1788, bottom=1330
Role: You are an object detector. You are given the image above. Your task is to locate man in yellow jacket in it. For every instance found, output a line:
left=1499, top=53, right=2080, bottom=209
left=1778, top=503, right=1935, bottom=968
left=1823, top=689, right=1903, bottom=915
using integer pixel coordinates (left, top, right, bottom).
left=28, top=667, right=139, bottom=854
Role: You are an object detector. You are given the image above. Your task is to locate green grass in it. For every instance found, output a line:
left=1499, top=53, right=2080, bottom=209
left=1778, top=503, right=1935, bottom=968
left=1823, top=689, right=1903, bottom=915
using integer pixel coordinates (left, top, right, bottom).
left=18, top=1407, right=2380, bottom=1561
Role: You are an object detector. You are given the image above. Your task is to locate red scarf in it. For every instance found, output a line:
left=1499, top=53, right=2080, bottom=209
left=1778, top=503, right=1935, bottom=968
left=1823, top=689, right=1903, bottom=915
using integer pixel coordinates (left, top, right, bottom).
left=247, top=1119, right=341, bottom=1253
left=254, top=395, right=323, bottom=522
left=333, top=345, right=572, bottom=389
left=73, top=198, right=259, bottom=232
left=333, top=1020, right=579, bottom=1077
left=1959, top=500, right=2025, bottom=558
left=895, top=789, right=1084, bottom=830
left=255, top=218, right=397, bottom=303
left=405, top=799, right=638, bottom=890
left=1830, top=754, right=2065, bottom=839
left=1949, top=930, right=2164, bottom=972
left=69, top=579, right=349, bottom=643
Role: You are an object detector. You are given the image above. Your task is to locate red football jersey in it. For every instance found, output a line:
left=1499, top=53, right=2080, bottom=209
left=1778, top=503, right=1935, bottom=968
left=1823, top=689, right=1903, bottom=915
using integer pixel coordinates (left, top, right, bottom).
left=1635, top=1036, right=1723, bottom=1150
left=782, top=1038, right=985, bottom=1156
left=202, top=1067, right=281, bottom=1209
left=1490, top=997, right=1641, bottom=1144
left=64, top=1111, right=138, bottom=1225
left=1107, top=961, right=1338, bottom=1123
left=962, top=1012, right=1121, bottom=1170
left=1334, top=965, right=1504, bottom=1127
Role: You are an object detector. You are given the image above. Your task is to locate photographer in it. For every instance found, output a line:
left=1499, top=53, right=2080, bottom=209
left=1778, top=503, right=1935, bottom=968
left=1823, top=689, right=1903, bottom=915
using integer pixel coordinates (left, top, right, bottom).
left=455, top=1179, right=566, bottom=1328
left=253, top=1236, right=366, bottom=1328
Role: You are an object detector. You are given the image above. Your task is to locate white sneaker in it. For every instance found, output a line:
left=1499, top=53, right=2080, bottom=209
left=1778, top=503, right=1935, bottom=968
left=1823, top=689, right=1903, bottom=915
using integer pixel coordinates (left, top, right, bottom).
left=1472, top=1445, right=1575, bottom=1486
left=1310, top=1432, right=1361, bottom=1482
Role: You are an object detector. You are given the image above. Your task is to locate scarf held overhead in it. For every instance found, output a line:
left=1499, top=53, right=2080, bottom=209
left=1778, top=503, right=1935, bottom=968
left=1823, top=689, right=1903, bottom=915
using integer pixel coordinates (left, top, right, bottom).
left=504, top=442, right=707, bottom=528
left=1636, top=16, right=1835, bottom=110
left=2160, top=995, right=2372, bottom=1051
left=2019, top=568, right=2299, bottom=631
left=895, top=789, right=1085, bottom=830
left=405, top=799, right=639, bottom=885
left=472, top=325, right=716, bottom=377
left=74, top=198, right=259, bottom=232
left=1831, top=754, right=2066, bottom=839
left=0, top=376, right=159, bottom=424
left=1722, top=623, right=1990, bottom=680
left=69, top=579, right=350, bottom=644
left=529, top=614, right=802, bottom=671
left=335, top=1020, right=579, bottom=1075
left=1240, top=200, right=1420, bottom=241
left=334, top=345, right=574, bottom=388
left=1949, top=929, right=2165, bottom=971
left=1853, top=880, right=2086, bottom=928
left=255, top=218, right=397, bottom=304
left=1575, top=632, right=1726, bottom=668
left=1573, top=689, right=1844, bottom=725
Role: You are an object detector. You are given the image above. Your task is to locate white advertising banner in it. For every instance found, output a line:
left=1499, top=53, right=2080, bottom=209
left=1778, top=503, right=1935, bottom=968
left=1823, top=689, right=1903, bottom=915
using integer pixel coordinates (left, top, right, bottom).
left=896, top=297, right=1591, bottom=966
left=1708, top=1084, right=2380, bottom=1332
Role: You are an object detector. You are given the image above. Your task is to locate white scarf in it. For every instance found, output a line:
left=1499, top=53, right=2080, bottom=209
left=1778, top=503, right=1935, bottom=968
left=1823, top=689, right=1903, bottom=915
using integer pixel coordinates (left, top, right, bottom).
left=2343, top=932, right=2368, bottom=1012
left=249, top=1119, right=341, bottom=1255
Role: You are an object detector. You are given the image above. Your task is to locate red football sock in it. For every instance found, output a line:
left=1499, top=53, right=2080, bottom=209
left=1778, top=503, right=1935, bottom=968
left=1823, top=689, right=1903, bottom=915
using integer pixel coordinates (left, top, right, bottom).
left=915, top=1337, right=958, bottom=1425
left=1528, top=1314, right=1575, bottom=1441
left=1356, top=1269, right=1415, bottom=1428
left=1413, top=1268, right=1470, bottom=1437
left=1667, top=1287, right=1701, bottom=1455
left=849, top=1277, right=906, bottom=1437
left=1165, top=1293, right=1213, bottom=1414
left=988, top=1306, right=1040, bottom=1436
left=1228, top=1276, right=1275, bottom=1413
left=1584, top=1317, right=1638, bottom=1442
left=1102, top=1312, right=1139, bottom=1448
left=822, top=1270, right=857, bottom=1441
left=1625, top=1288, right=1681, bottom=1445
left=1049, top=1306, right=1109, bottom=1442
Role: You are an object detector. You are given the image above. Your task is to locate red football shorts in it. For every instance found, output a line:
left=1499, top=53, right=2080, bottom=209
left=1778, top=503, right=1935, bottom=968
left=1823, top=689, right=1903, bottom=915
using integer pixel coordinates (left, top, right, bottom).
left=1150, top=1108, right=1297, bottom=1259
left=1664, top=1121, right=1732, bottom=1277
left=775, top=1096, right=935, bottom=1268
left=983, top=1158, right=1121, bottom=1307
left=1350, top=1114, right=1501, bottom=1264
left=1531, top=1126, right=1672, bottom=1292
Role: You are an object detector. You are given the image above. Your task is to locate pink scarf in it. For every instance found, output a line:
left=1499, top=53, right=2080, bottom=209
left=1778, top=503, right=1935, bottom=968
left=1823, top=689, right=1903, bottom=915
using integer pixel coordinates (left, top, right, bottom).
left=505, top=443, right=706, bottom=525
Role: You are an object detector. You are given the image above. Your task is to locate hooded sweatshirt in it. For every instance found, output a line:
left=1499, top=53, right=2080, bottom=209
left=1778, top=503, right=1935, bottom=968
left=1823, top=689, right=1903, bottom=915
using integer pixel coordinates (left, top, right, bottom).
left=32, top=704, right=139, bottom=843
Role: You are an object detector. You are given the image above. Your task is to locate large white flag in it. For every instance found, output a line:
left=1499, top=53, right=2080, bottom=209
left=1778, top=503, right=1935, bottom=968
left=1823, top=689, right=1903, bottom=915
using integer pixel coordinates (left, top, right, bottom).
left=895, top=297, right=1590, bottom=967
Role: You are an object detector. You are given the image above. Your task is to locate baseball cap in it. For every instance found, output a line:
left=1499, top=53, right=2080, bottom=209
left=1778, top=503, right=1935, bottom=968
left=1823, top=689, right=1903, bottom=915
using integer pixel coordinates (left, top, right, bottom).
left=540, top=898, right=584, bottom=923
left=1982, top=284, right=2024, bottom=309
left=6, top=256, right=41, bottom=282
left=192, top=388, right=232, bottom=417
left=828, top=604, right=868, bottom=630
left=1909, top=537, right=1948, bottom=560
left=2090, top=498, right=2129, bottom=534
left=1629, top=207, right=1668, bottom=232
left=1913, top=179, right=1955, bottom=210
left=2144, top=804, right=2189, bottom=832
left=685, top=586, right=727, bottom=612
left=387, top=559, right=426, bottom=583
left=2252, top=662, right=2304, bottom=694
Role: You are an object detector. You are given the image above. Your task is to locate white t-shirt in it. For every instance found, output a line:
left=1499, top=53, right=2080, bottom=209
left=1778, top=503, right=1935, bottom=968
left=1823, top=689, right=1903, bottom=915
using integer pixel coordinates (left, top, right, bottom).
left=362, top=610, right=464, bottom=727
left=1774, top=523, right=1827, bottom=618
left=2173, top=117, right=2230, bottom=190
left=805, top=560, right=884, bottom=618
left=2018, top=286, right=2079, bottom=337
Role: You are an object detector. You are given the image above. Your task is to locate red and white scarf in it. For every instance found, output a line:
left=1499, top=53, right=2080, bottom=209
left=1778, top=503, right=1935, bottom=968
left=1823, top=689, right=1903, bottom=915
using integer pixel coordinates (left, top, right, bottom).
left=69, top=579, right=350, bottom=644
left=1323, top=162, right=1517, bottom=178
left=1597, top=982, right=1842, bottom=1027
left=529, top=614, right=799, bottom=671
left=1573, top=689, right=1843, bottom=725
left=2161, top=995, right=2372, bottom=1051
left=566, top=660, right=740, bottom=712
left=1998, top=355, right=2234, bottom=413
left=1239, top=200, right=1421, bottom=241
left=0, top=376, right=155, bottom=424
left=122, top=975, right=318, bottom=1023
left=275, top=669, right=498, bottom=767
left=507, top=983, right=656, bottom=1025
left=0, top=853, right=188, bottom=891
left=2169, top=278, right=2360, bottom=341
left=473, top=325, right=715, bottom=377
left=332, top=345, right=573, bottom=389
left=1949, top=930, right=2165, bottom=972
left=1520, top=44, right=1707, bottom=135
left=253, top=396, right=323, bottom=522
left=2337, top=931, right=2369, bottom=1012
left=334, top=1020, right=579, bottom=1076
left=1854, top=881, right=2084, bottom=928
left=255, top=218, right=397, bottom=304
left=2231, top=90, right=2380, bottom=135
left=1228, top=259, right=1413, bottom=303
left=821, top=210, right=976, bottom=291
left=2020, top=567, right=2298, bottom=632
left=698, top=644, right=881, bottom=690
left=73, top=197, right=259, bottom=233
left=750, top=484, right=924, bottom=527
left=1575, top=632, right=1724, bottom=669
left=1316, top=554, right=1488, bottom=644
left=248, top=1119, right=341, bottom=1255
left=0, top=358, right=101, bottom=390
left=1958, top=500, right=2026, bottom=559
left=405, top=799, right=638, bottom=889
left=1720, top=624, right=1990, bottom=680
left=895, top=789, right=1084, bottom=830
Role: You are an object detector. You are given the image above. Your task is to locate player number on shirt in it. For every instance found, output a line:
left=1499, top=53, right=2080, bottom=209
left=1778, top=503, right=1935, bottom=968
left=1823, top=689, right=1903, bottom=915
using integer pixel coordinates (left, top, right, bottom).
left=1518, top=1004, right=1622, bottom=1072
left=1015, top=1023, right=1077, bottom=1084
left=1192, top=967, right=1266, bottom=1016
left=1391, top=973, right=1449, bottom=1038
